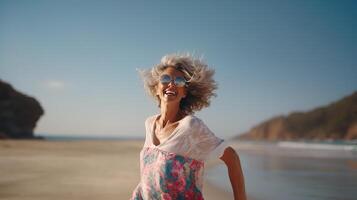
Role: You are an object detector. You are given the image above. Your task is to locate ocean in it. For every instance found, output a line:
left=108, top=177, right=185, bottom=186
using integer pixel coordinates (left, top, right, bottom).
left=206, top=141, right=357, bottom=200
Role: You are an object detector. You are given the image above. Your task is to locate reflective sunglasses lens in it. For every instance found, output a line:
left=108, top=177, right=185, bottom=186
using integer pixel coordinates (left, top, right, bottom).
left=175, top=77, right=186, bottom=87
left=160, top=75, right=171, bottom=84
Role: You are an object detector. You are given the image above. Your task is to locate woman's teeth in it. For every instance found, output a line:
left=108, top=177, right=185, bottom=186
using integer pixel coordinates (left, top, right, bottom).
left=164, top=91, right=176, bottom=96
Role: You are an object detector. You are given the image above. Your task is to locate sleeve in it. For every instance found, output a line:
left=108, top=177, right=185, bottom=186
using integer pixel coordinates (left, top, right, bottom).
left=192, top=118, right=230, bottom=160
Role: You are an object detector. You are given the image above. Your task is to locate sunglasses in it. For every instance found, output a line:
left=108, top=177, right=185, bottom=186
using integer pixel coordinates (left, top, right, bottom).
left=159, top=74, right=187, bottom=87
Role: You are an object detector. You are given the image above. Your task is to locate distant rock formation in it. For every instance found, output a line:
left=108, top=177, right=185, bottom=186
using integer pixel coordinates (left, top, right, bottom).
left=0, top=80, right=44, bottom=139
left=238, top=91, right=357, bottom=141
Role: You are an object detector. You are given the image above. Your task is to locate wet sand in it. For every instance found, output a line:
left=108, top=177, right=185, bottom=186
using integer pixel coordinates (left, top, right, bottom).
left=0, top=140, right=233, bottom=200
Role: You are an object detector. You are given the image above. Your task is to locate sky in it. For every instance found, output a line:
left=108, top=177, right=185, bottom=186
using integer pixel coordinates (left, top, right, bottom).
left=0, top=0, right=356, bottom=139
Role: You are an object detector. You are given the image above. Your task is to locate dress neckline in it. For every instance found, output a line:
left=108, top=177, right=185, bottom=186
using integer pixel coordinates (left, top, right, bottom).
left=150, top=114, right=190, bottom=147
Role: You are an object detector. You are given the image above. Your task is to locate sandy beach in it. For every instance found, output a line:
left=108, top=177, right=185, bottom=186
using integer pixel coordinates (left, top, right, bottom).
left=0, top=140, right=233, bottom=200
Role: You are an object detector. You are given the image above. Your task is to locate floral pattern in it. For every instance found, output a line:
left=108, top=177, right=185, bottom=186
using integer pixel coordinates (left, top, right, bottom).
left=131, top=147, right=205, bottom=200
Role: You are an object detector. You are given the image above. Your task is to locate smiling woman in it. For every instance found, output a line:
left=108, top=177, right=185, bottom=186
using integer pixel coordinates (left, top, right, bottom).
left=132, top=53, right=247, bottom=200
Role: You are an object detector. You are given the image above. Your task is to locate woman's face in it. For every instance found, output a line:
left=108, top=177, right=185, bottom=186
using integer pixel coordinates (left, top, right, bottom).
left=156, top=67, right=187, bottom=105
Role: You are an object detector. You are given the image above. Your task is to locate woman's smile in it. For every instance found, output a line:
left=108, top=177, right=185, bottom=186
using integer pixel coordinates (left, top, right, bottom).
left=164, top=89, right=177, bottom=97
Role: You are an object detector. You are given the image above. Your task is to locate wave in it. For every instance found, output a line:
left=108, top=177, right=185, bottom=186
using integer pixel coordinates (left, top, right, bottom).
left=231, top=140, right=357, bottom=159
left=277, top=141, right=357, bottom=151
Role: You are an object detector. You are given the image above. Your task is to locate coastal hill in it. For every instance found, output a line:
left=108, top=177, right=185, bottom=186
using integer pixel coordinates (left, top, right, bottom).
left=238, top=91, right=357, bottom=141
left=0, top=80, right=44, bottom=139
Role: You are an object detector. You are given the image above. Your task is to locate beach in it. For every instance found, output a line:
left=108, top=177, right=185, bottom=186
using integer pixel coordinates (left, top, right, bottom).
left=0, top=140, right=233, bottom=200
left=2, top=139, right=356, bottom=200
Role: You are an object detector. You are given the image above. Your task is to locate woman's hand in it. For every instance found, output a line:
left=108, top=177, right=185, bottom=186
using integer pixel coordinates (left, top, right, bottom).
left=220, top=146, right=247, bottom=200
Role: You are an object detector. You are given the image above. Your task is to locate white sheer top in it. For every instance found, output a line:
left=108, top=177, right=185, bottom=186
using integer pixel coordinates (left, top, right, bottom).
left=143, top=114, right=229, bottom=161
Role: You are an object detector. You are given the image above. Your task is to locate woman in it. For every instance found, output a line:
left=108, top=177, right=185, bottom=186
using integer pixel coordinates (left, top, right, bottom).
left=131, top=54, right=247, bottom=200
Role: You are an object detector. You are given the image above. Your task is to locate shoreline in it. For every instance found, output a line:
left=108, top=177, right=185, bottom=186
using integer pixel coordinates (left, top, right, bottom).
left=0, top=139, right=234, bottom=200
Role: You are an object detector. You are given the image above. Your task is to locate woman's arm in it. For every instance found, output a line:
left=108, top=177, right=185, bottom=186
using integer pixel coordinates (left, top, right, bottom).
left=220, top=146, right=247, bottom=200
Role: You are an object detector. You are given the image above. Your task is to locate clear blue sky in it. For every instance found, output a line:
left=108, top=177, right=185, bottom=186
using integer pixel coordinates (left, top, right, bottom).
left=1, top=0, right=356, bottom=138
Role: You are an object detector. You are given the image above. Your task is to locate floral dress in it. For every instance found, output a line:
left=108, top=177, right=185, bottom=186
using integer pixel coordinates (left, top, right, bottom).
left=130, top=114, right=228, bottom=200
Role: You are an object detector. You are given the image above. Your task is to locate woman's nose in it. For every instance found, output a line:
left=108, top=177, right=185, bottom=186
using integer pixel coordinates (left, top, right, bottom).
left=167, top=80, right=176, bottom=87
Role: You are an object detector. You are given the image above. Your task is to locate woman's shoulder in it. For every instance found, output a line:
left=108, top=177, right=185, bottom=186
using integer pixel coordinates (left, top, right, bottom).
left=184, top=115, right=206, bottom=126
left=146, top=114, right=159, bottom=121
left=144, top=114, right=160, bottom=128
left=180, top=115, right=210, bottom=133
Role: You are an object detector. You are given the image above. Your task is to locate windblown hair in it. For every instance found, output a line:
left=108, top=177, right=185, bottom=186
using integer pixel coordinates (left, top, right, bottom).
left=138, top=53, right=218, bottom=115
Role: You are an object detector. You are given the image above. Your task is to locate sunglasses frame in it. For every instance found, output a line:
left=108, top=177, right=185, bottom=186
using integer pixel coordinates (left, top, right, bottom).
left=159, top=74, right=187, bottom=87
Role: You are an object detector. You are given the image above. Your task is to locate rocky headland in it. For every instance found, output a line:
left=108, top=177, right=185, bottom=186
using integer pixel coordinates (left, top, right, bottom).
left=0, top=80, right=44, bottom=139
left=238, top=91, right=357, bottom=141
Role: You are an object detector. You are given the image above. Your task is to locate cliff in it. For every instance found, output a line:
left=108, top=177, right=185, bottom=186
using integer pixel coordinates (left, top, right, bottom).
left=238, top=91, right=357, bottom=141
left=0, top=80, right=44, bottom=139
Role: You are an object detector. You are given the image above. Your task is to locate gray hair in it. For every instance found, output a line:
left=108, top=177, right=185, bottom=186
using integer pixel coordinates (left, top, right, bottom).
left=138, top=53, right=218, bottom=115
